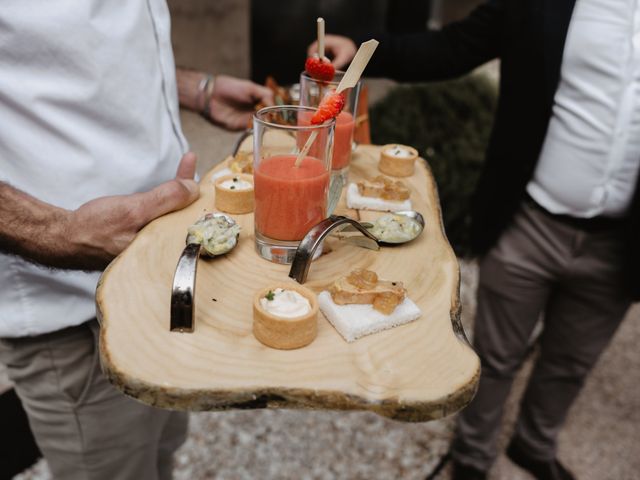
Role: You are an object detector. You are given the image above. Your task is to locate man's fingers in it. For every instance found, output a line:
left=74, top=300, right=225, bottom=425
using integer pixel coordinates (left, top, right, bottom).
left=308, top=40, right=319, bottom=57
left=330, top=48, right=353, bottom=69
left=251, top=83, right=274, bottom=107
left=176, top=151, right=197, bottom=180
left=174, top=152, right=199, bottom=212
left=226, top=113, right=252, bottom=131
left=322, top=35, right=357, bottom=69
left=309, top=38, right=351, bottom=68
left=135, top=178, right=199, bottom=226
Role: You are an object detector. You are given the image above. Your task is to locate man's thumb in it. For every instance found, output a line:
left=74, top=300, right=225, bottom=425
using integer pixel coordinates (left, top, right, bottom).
left=174, top=151, right=199, bottom=206
left=134, top=154, right=200, bottom=224
left=176, top=151, right=197, bottom=180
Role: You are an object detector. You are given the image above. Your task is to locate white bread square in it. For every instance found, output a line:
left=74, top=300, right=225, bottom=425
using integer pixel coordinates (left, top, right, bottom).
left=346, top=183, right=412, bottom=212
left=318, top=291, right=422, bottom=343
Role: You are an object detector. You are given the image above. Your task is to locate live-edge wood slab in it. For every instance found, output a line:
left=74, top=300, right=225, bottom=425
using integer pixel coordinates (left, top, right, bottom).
left=97, top=144, right=480, bottom=422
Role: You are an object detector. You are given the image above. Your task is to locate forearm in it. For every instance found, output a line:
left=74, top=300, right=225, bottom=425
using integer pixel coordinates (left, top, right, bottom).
left=362, top=0, right=504, bottom=82
left=1, top=153, right=199, bottom=271
left=176, top=67, right=211, bottom=113
left=0, top=182, right=99, bottom=270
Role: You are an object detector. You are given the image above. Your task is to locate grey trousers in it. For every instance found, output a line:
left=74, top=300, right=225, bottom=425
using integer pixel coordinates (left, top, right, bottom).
left=0, top=320, right=188, bottom=480
left=451, top=201, right=631, bottom=471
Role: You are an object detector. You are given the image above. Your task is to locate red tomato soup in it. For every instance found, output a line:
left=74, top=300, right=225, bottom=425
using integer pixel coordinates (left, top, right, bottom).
left=298, top=111, right=354, bottom=170
left=254, top=155, right=329, bottom=241
left=331, top=111, right=355, bottom=170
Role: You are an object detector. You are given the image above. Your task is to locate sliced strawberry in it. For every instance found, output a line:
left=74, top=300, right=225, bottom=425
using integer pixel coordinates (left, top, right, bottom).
left=305, top=55, right=336, bottom=82
left=311, top=91, right=346, bottom=124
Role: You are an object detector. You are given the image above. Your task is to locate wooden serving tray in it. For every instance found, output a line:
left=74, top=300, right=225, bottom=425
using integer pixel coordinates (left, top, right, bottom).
left=97, top=144, right=479, bottom=422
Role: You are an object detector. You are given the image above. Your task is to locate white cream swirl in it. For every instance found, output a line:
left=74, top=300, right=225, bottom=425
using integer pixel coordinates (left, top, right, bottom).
left=385, top=145, right=414, bottom=158
left=219, top=177, right=253, bottom=191
left=260, top=288, right=311, bottom=318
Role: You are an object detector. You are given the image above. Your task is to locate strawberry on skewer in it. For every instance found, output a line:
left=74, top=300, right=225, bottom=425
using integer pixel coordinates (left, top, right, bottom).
left=311, top=90, right=346, bottom=124
left=296, top=40, right=379, bottom=168
left=295, top=89, right=345, bottom=168
left=305, top=17, right=336, bottom=82
left=305, top=55, right=335, bottom=82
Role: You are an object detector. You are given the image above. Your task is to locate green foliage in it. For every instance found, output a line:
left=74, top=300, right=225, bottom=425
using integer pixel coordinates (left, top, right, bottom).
left=370, top=75, right=497, bottom=256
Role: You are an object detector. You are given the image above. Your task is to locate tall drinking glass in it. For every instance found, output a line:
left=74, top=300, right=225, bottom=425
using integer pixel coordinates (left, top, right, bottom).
left=253, top=106, right=335, bottom=264
left=299, top=70, right=361, bottom=184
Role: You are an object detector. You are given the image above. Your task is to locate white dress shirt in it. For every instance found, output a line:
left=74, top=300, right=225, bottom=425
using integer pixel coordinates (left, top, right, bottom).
left=528, top=0, right=640, bottom=218
left=0, top=0, right=187, bottom=337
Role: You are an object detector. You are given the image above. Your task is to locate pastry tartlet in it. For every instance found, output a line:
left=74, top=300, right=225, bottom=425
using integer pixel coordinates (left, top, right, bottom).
left=253, top=283, right=319, bottom=350
left=378, top=144, right=419, bottom=177
left=214, top=174, right=254, bottom=214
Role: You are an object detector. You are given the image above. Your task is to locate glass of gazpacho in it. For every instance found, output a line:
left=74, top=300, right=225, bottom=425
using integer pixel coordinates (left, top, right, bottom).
left=253, top=106, right=335, bottom=264
left=299, top=70, right=361, bottom=185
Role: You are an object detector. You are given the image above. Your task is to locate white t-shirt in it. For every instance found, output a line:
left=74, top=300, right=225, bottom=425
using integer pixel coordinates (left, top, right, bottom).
left=0, top=0, right=187, bottom=337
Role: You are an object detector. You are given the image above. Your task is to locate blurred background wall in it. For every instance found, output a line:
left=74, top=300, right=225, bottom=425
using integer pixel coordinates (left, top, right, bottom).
left=169, top=0, right=251, bottom=77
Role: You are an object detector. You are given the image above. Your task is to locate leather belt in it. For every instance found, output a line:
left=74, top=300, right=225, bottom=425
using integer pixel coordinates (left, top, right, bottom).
left=524, top=194, right=627, bottom=233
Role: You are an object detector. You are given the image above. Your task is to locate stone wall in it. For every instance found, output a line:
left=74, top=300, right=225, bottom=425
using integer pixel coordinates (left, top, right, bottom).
left=168, top=0, right=250, bottom=77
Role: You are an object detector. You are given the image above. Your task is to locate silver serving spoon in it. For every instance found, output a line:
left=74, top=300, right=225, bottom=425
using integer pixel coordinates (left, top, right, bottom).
left=170, top=213, right=240, bottom=332
left=338, top=210, right=425, bottom=246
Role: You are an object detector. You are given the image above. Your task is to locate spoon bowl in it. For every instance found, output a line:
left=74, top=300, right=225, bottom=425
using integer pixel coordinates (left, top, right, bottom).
left=186, top=212, right=240, bottom=257
left=367, top=210, right=425, bottom=246
left=343, top=210, right=424, bottom=246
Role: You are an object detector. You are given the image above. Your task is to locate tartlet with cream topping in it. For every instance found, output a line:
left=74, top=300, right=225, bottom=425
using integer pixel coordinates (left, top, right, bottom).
left=214, top=173, right=254, bottom=214
left=379, top=144, right=419, bottom=177
left=253, top=284, right=319, bottom=350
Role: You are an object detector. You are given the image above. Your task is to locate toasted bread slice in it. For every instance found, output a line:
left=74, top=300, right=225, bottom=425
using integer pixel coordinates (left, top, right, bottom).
left=357, top=175, right=410, bottom=201
left=229, top=150, right=253, bottom=174
left=329, top=270, right=406, bottom=315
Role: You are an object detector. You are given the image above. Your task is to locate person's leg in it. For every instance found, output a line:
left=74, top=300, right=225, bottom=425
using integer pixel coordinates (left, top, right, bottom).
left=512, top=229, right=631, bottom=461
left=0, top=387, right=42, bottom=477
left=0, top=320, right=188, bottom=480
left=157, top=410, right=189, bottom=480
left=451, top=204, right=565, bottom=471
left=87, top=321, right=188, bottom=480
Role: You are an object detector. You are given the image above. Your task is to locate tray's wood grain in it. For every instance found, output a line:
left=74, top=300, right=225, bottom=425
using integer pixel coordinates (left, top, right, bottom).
left=97, top=144, right=479, bottom=422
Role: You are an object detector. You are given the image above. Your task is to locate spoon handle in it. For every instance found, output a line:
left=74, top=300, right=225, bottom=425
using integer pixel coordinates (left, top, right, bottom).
left=327, top=174, right=344, bottom=216
left=339, top=222, right=374, bottom=231
left=170, top=243, right=202, bottom=332
left=231, top=128, right=253, bottom=157
left=289, top=215, right=379, bottom=284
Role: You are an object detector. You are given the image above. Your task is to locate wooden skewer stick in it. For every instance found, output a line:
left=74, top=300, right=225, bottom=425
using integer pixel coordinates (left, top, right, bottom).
left=317, top=17, right=325, bottom=59
left=294, top=39, right=379, bottom=168
left=295, top=131, right=318, bottom=167
left=335, top=39, right=378, bottom=94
